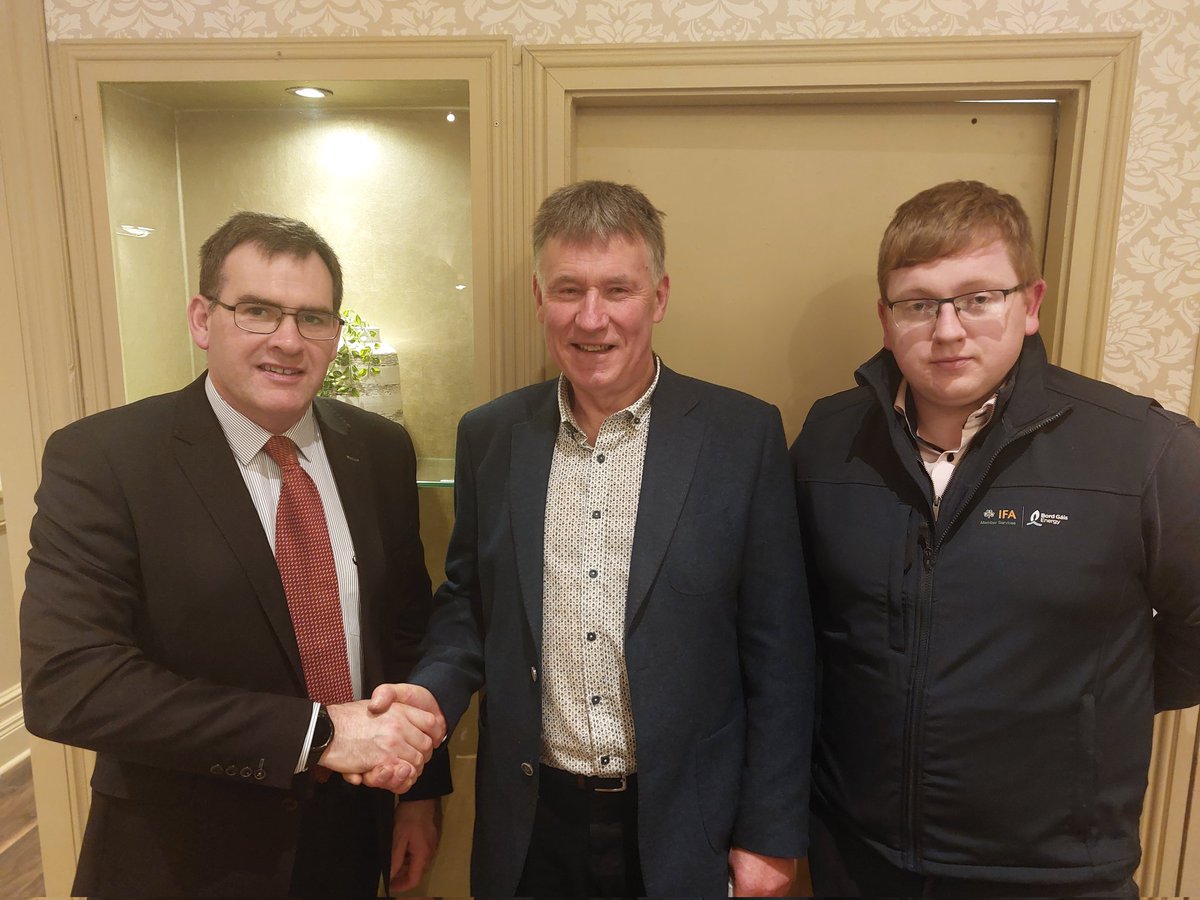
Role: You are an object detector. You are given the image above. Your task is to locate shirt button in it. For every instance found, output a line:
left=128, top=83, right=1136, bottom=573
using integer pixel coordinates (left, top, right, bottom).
left=592, top=510, right=601, bottom=519
left=600, top=755, right=610, bottom=766
left=587, top=632, right=597, bottom=642
left=588, top=569, right=598, bottom=579
left=521, top=762, right=534, bottom=777
left=591, top=695, right=601, bottom=705
left=596, top=453, right=606, bottom=463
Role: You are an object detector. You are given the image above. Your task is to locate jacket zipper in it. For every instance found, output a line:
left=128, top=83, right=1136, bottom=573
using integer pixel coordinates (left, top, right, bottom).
left=899, top=407, right=1069, bottom=870
left=934, top=409, right=1069, bottom=553
left=902, top=520, right=935, bottom=868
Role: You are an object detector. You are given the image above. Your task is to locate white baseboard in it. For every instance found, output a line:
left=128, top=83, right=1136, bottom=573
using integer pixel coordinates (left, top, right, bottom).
left=0, top=683, right=29, bottom=775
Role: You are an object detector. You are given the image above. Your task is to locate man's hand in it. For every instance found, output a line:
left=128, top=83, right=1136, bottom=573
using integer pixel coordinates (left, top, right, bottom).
left=728, top=846, right=795, bottom=897
left=367, top=682, right=447, bottom=736
left=390, top=798, right=441, bottom=893
left=338, top=684, right=448, bottom=793
left=321, top=696, right=441, bottom=793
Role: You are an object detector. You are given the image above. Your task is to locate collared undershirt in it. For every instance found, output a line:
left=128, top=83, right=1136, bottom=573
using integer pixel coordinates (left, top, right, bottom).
left=894, top=378, right=997, bottom=520
left=539, top=357, right=661, bottom=776
left=205, top=376, right=361, bottom=773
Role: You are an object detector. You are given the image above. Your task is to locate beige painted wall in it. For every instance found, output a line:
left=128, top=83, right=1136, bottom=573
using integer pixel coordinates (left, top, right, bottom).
left=102, top=85, right=194, bottom=403
left=43, top=1, right=1199, bottom=417
left=175, top=106, right=474, bottom=461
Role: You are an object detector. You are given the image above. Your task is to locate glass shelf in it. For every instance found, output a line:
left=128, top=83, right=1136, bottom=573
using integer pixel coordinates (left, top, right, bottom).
left=417, top=457, right=455, bottom=488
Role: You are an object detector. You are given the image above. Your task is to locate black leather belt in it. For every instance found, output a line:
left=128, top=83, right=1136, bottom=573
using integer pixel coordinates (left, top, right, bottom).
left=540, top=765, right=636, bottom=793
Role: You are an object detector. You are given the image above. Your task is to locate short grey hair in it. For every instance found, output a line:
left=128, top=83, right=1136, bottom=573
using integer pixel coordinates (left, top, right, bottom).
left=532, top=180, right=666, bottom=283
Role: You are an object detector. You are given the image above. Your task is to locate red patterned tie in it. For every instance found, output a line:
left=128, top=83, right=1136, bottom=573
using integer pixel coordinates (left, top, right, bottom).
left=263, top=435, right=354, bottom=706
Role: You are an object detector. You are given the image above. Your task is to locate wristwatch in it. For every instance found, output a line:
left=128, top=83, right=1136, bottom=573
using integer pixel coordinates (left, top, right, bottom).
left=304, top=705, right=334, bottom=772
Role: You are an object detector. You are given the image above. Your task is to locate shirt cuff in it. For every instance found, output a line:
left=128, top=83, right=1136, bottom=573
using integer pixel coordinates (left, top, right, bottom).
left=294, top=702, right=321, bottom=774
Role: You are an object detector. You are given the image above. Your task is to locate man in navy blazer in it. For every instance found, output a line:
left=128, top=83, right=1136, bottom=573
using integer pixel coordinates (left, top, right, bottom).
left=20, top=212, right=448, bottom=896
left=372, top=181, right=813, bottom=896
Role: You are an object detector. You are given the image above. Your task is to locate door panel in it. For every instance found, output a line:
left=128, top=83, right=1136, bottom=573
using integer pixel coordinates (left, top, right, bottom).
left=575, top=100, right=1056, bottom=439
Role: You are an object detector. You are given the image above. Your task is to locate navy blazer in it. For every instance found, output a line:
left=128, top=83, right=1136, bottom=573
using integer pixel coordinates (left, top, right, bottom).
left=21, top=374, right=449, bottom=896
left=412, top=364, right=814, bottom=896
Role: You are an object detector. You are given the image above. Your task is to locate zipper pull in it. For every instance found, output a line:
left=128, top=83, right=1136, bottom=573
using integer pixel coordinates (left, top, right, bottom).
left=918, top=521, right=934, bottom=571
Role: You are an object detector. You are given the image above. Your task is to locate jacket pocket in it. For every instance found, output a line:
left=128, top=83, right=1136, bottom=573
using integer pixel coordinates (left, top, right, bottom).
left=667, top=507, right=737, bottom=596
left=692, top=716, right=745, bottom=852
left=886, top=509, right=920, bottom=652
left=90, top=756, right=197, bottom=807
left=1076, top=693, right=1098, bottom=839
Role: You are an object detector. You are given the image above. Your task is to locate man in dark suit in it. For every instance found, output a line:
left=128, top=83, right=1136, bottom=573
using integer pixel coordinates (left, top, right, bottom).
left=370, top=181, right=813, bottom=896
left=20, top=212, right=449, bottom=897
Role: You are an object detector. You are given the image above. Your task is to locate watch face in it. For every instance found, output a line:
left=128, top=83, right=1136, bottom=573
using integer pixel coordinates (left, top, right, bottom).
left=306, top=708, right=334, bottom=772
left=314, top=709, right=333, bottom=747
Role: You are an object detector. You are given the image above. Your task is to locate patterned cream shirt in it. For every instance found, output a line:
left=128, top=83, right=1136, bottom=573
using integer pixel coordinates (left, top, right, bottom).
left=539, top=358, right=661, bottom=776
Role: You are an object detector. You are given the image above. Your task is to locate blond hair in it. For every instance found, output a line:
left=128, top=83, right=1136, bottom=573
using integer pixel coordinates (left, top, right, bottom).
left=877, top=180, right=1040, bottom=297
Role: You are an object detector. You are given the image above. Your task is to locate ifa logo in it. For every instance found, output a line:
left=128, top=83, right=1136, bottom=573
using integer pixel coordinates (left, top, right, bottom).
left=980, top=507, right=1018, bottom=525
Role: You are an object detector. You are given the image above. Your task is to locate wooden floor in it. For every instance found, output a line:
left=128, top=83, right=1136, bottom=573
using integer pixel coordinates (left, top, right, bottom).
left=0, top=756, right=45, bottom=898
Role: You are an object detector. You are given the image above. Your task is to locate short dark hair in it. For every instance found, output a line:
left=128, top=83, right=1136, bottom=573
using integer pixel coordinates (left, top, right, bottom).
left=532, top=180, right=666, bottom=283
left=198, top=211, right=343, bottom=310
left=877, top=180, right=1041, bottom=298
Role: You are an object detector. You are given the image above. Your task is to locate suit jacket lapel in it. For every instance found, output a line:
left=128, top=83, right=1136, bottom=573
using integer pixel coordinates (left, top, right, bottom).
left=509, top=383, right=560, bottom=659
left=170, top=376, right=305, bottom=689
left=626, top=367, right=704, bottom=631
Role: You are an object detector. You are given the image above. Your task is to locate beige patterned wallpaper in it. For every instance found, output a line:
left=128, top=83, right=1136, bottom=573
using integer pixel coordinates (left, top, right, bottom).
left=44, top=0, right=1200, bottom=413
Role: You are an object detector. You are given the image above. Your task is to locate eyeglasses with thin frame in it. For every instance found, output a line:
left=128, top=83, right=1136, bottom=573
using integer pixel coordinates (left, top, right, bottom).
left=206, top=297, right=344, bottom=341
left=884, top=284, right=1025, bottom=330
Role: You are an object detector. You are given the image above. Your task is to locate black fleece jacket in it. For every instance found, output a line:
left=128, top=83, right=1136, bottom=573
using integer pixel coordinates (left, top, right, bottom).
left=791, top=334, right=1200, bottom=884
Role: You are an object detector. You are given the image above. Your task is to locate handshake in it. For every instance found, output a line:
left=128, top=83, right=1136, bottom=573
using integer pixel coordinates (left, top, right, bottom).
left=320, top=683, right=446, bottom=794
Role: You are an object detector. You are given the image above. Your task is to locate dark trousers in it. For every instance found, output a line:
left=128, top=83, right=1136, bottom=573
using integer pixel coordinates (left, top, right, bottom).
left=516, top=766, right=646, bottom=898
left=289, top=775, right=385, bottom=898
left=809, top=806, right=1138, bottom=899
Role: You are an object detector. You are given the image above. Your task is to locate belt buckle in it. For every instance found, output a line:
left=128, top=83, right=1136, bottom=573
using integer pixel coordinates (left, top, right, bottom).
left=594, top=774, right=627, bottom=793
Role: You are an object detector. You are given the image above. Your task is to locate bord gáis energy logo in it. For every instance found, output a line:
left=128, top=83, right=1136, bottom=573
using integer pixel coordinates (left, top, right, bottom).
left=1025, top=508, right=1069, bottom=527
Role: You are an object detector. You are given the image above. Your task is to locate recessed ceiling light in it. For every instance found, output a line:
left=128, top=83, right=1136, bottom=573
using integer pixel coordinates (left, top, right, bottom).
left=446, top=112, right=456, bottom=123
left=454, top=283, right=467, bottom=291
left=287, top=86, right=333, bottom=99
left=118, top=224, right=155, bottom=238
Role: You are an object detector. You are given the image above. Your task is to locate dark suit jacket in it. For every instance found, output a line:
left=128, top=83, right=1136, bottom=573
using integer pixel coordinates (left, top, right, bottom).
left=411, top=365, right=814, bottom=896
left=20, top=374, right=450, bottom=897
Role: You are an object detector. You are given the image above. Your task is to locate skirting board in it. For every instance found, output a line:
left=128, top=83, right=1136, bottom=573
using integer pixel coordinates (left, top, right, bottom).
left=0, top=684, right=29, bottom=776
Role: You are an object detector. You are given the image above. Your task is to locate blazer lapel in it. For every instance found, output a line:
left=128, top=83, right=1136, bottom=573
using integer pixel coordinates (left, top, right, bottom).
left=626, top=367, right=704, bottom=631
left=509, top=384, right=560, bottom=658
left=170, top=377, right=305, bottom=690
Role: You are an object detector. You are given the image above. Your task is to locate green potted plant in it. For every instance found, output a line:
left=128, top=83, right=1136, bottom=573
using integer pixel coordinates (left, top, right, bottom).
left=319, top=308, right=380, bottom=399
